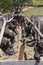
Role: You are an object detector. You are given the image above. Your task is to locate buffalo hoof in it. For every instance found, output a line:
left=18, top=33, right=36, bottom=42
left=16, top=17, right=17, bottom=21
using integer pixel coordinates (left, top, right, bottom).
left=34, top=52, right=40, bottom=60
left=5, top=48, right=15, bottom=55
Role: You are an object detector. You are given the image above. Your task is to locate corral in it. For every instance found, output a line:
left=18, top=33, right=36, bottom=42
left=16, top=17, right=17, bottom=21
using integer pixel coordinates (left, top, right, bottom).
left=0, top=14, right=43, bottom=63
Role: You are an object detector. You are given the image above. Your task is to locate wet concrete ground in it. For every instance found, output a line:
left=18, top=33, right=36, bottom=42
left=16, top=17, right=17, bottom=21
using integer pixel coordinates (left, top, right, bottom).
left=0, top=61, right=43, bottom=65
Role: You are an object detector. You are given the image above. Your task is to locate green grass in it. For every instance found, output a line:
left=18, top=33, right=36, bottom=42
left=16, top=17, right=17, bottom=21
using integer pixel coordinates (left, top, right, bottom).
left=23, top=7, right=43, bottom=16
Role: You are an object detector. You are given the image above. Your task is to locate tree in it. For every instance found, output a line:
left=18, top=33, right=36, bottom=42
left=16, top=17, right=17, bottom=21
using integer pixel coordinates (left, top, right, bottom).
left=0, top=0, right=25, bottom=13
left=14, top=0, right=25, bottom=14
left=31, top=0, right=41, bottom=6
left=0, top=0, right=14, bottom=13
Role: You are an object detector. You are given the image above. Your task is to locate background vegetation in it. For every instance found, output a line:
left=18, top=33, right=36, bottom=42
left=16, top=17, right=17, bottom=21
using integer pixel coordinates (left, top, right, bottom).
left=0, top=0, right=43, bottom=14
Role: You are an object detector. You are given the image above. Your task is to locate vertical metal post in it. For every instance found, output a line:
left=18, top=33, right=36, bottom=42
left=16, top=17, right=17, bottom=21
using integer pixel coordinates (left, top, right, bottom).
left=17, top=26, right=22, bottom=60
left=0, top=18, right=7, bottom=45
left=38, top=19, right=40, bottom=40
left=18, top=26, right=25, bottom=60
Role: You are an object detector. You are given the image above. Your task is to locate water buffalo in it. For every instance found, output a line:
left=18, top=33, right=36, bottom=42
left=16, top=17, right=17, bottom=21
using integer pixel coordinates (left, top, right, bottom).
left=1, top=37, right=14, bottom=55
left=13, top=14, right=25, bottom=26
left=22, top=22, right=35, bottom=38
left=34, top=41, right=43, bottom=60
left=4, top=27, right=15, bottom=44
left=6, top=22, right=17, bottom=34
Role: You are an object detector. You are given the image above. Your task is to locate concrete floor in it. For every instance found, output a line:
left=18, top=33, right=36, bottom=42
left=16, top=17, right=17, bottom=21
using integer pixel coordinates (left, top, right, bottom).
left=0, top=61, right=43, bottom=65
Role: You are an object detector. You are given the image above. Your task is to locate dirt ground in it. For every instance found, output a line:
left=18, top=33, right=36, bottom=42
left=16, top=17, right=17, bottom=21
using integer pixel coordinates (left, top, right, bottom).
left=0, top=35, right=43, bottom=61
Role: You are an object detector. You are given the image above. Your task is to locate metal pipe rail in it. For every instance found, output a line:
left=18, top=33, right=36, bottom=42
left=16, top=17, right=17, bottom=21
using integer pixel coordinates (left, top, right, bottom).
left=0, top=17, right=13, bottom=46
